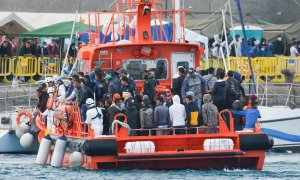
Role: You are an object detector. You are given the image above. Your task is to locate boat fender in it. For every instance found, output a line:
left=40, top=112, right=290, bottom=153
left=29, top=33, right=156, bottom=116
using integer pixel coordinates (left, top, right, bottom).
left=50, top=135, right=67, bottom=167
left=36, top=134, right=52, bottom=165
left=16, top=110, right=33, bottom=125
left=20, top=132, right=34, bottom=148
left=69, top=150, right=84, bottom=168
left=15, top=122, right=30, bottom=138
left=239, top=133, right=274, bottom=151
left=82, top=139, right=117, bottom=156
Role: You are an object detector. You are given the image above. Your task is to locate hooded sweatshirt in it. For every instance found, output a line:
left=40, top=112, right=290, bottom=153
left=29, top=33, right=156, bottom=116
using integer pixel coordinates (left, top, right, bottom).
left=202, top=94, right=219, bottom=127
left=169, top=95, right=186, bottom=127
left=211, top=80, right=227, bottom=101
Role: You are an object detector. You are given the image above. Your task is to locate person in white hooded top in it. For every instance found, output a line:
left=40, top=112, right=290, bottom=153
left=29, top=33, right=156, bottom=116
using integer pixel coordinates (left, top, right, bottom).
left=53, top=75, right=66, bottom=100
left=169, top=95, right=186, bottom=134
left=85, top=98, right=103, bottom=137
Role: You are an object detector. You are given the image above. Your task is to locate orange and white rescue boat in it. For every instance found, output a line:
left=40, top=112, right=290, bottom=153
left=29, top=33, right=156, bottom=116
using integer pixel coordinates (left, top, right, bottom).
left=34, top=0, right=273, bottom=170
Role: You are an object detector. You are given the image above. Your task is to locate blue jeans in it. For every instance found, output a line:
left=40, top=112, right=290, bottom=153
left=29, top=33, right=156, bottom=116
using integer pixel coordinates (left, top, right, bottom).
left=197, top=98, right=202, bottom=112
left=80, top=104, right=87, bottom=121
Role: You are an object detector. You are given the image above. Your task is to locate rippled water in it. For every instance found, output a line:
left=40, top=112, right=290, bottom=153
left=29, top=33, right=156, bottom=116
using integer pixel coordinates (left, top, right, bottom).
left=0, top=152, right=299, bottom=180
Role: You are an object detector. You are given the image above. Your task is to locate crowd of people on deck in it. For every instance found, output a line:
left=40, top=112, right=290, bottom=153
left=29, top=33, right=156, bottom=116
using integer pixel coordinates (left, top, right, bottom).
left=35, top=66, right=261, bottom=137
left=0, top=35, right=79, bottom=58
left=208, top=34, right=299, bottom=58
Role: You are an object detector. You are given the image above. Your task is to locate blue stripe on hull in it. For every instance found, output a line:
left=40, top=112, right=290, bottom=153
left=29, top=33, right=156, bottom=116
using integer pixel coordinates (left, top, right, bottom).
left=0, top=131, right=38, bottom=153
left=261, top=128, right=300, bottom=142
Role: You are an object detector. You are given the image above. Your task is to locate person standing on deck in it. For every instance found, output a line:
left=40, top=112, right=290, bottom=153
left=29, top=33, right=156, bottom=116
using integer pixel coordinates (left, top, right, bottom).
left=203, top=67, right=217, bottom=91
left=85, top=98, right=103, bottom=137
left=143, top=70, right=157, bottom=106
left=139, top=95, right=154, bottom=136
left=154, top=96, right=171, bottom=135
left=181, top=67, right=207, bottom=111
left=184, top=94, right=200, bottom=134
left=211, top=69, right=228, bottom=111
left=202, top=94, right=219, bottom=133
left=230, top=101, right=261, bottom=132
left=169, top=95, right=186, bottom=134
left=172, top=66, right=186, bottom=102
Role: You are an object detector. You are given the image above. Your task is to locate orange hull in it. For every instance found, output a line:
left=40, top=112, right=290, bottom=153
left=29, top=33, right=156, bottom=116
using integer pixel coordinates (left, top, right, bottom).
left=48, top=130, right=271, bottom=170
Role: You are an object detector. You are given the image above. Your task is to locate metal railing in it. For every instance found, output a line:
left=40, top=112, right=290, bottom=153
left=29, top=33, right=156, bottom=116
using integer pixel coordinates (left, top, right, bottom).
left=0, top=83, right=39, bottom=112
left=242, top=82, right=300, bottom=108
left=127, top=126, right=219, bottom=136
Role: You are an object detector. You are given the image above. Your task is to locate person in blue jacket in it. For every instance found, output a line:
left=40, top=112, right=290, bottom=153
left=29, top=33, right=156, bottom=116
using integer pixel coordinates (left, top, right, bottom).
left=230, top=101, right=261, bottom=131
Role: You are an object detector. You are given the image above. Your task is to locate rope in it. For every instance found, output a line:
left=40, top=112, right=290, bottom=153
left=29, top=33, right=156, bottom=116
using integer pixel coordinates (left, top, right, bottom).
left=111, top=120, right=131, bottom=135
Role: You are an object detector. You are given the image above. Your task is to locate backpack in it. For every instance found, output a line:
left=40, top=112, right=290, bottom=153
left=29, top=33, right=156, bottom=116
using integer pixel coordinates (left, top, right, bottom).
left=140, top=107, right=154, bottom=129
left=226, top=79, right=240, bottom=100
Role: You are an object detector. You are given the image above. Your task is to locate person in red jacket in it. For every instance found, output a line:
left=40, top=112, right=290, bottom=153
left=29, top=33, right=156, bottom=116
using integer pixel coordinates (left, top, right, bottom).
left=47, top=39, right=59, bottom=57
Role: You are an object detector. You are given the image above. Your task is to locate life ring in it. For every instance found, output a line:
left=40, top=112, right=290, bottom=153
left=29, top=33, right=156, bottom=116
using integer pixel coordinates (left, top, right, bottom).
left=16, top=110, right=33, bottom=125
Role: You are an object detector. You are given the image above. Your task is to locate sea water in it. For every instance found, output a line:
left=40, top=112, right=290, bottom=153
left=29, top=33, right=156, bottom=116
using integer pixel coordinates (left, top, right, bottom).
left=0, top=152, right=299, bottom=179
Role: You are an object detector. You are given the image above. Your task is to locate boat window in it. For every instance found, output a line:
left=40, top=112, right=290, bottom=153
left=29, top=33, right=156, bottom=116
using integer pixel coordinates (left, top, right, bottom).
left=177, top=61, right=189, bottom=72
left=122, top=58, right=168, bottom=80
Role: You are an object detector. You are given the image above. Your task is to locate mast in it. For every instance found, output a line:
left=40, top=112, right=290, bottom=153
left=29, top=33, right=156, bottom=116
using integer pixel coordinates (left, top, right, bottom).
left=134, top=0, right=153, bottom=43
left=235, top=0, right=256, bottom=94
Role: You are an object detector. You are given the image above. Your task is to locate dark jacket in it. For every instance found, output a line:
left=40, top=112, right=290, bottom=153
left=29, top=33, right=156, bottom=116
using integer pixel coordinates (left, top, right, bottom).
left=35, top=47, right=49, bottom=57
left=126, top=106, right=140, bottom=129
left=108, top=104, right=123, bottom=126
left=68, top=47, right=77, bottom=58
left=0, top=44, right=12, bottom=57
left=37, top=91, right=49, bottom=112
left=120, top=82, right=135, bottom=97
left=144, top=72, right=157, bottom=101
left=100, top=107, right=109, bottom=135
left=154, top=104, right=170, bottom=127
left=172, top=74, right=186, bottom=99
left=273, top=40, right=284, bottom=55
left=226, top=77, right=244, bottom=101
left=211, top=80, right=227, bottom=101
left=108, top=77, right=121, bottom=95
left=185, top=101, right=199, bottom=126
left=19, top=46, right=33, bottom=56
left=84, top=80, right=96, bottom=93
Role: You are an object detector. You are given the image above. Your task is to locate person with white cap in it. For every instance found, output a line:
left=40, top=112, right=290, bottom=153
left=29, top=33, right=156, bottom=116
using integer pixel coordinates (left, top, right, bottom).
left=45, top=77, right=54, bottom=88
left=181, top=67, right=207, bottom=111
left=85, top=98, right=103, bottom=137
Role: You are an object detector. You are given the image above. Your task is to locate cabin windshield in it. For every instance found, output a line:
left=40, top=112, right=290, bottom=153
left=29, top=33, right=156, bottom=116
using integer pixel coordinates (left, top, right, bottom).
left=122, top=58, right=168, bottom=80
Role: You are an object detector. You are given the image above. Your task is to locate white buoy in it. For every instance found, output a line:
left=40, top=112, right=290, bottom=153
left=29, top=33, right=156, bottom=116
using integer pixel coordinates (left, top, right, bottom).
left=20, top=132, right=34, bottom=148
left=50, top=135, right=67, bottom=167
left=36, top=134, right=52, bottom=165
left=16, top=123, right=30, bottom=138
left=69, top=151, right=84, bottom=168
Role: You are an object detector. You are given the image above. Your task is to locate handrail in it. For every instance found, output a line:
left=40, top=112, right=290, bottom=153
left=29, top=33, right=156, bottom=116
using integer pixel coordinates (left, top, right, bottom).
left=218, top=109, right=234, bottom=133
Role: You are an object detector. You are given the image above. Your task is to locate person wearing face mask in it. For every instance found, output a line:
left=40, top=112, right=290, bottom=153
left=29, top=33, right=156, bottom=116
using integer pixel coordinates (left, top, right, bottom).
left=68, top=43, right=77, bottom=58
left=47, top=39, right=59, bottom=57
left=36, top=42, right=49, bottom=57
left=272, top=35, right=284, bottom=56
left=260, top=38, right=267, bottom=56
